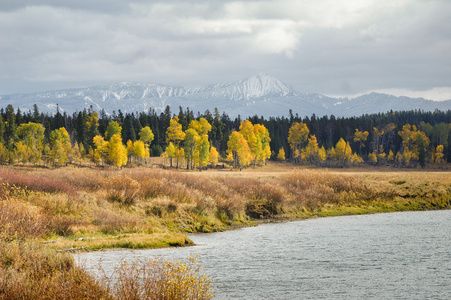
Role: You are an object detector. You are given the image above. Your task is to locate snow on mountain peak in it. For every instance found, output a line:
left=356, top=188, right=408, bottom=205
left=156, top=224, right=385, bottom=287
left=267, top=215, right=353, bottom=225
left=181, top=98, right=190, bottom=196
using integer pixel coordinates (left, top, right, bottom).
left=201, top=72, right=295, bottom=101
left=1, top=74, right=450, bottom=118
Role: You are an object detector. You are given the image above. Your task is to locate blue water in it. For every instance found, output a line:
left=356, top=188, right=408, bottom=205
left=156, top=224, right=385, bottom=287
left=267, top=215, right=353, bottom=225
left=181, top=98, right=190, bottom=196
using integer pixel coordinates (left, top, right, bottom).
left=77, top=210, right=451, bottom=299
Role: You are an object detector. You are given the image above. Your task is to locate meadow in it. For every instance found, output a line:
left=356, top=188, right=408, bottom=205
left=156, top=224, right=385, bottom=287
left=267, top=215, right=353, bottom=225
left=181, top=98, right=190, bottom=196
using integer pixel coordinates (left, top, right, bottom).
left=1, top=161, right=450, bottom=299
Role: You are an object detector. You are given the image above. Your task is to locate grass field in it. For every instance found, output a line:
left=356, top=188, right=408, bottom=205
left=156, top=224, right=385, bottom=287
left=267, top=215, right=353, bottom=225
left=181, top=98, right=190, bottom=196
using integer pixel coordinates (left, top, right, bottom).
left=1, top=161, right=450, bottom=299
left=1, top=161, right=450, bottom=249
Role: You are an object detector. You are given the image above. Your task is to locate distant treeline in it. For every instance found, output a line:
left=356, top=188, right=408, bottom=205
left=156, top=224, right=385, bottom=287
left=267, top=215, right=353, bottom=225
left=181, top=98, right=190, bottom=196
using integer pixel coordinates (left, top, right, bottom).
left=1, top=104, right=451, bottom=164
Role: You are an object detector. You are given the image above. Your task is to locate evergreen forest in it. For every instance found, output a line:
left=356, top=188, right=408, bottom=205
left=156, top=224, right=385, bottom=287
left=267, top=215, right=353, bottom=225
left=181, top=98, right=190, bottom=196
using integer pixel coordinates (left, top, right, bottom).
left=1, top=104, right=450, bottom=169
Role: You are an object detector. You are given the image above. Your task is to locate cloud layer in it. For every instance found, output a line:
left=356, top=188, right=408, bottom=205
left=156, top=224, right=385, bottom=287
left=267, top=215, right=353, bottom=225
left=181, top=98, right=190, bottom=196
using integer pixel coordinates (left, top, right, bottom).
left=1, top=0, right=450, bottom=100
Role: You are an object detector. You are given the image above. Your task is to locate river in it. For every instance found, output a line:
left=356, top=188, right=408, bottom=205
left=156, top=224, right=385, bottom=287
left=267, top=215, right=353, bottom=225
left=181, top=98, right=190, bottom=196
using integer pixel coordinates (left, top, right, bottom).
left=76, top=210, right=451, bottom=299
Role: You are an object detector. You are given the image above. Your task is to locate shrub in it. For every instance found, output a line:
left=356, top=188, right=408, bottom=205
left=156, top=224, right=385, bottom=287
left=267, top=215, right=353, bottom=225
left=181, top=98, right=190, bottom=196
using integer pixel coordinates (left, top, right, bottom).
left=93, top=210, right=137, bottom=234
left=0, top=198, right=48, bottom=241
left=0, top=241, right=111, bottom=300
left=0, top=167, right=77, bottom=196
left=105, top=175, right=141, bottom=206
left=109, top=255, right=214, bottom=300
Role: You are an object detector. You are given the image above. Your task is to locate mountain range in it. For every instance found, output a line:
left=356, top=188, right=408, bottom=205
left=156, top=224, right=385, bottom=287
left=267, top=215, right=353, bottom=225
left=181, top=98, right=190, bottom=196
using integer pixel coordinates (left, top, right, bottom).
left=1, top=73, right=450, bottom=118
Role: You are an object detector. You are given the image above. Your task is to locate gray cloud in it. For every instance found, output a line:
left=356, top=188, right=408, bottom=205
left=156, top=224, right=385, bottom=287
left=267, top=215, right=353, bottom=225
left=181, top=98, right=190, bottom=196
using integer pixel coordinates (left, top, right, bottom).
left=1, top=0, right=450, bottom=101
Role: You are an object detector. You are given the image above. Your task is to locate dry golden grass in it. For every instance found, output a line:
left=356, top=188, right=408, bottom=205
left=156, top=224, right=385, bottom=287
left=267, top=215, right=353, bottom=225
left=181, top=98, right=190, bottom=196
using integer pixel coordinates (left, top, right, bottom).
left=1, top=162, right=450, bottom=250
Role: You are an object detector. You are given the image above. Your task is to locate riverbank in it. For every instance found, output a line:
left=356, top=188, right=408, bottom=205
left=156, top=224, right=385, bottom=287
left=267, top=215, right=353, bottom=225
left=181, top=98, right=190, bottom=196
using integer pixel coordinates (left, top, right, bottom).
left=1, top=163, right=450, bottom=251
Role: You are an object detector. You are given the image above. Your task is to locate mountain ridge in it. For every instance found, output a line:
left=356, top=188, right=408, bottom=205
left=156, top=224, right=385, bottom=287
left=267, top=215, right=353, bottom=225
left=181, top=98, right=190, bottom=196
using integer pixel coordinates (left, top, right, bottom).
left=1, top=73, right=450, bottom=118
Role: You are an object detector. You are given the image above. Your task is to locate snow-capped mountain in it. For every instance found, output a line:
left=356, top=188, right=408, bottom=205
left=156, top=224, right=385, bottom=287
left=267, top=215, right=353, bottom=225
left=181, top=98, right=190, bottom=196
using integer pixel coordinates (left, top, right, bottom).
left=1, top=73, right=450, bottom=118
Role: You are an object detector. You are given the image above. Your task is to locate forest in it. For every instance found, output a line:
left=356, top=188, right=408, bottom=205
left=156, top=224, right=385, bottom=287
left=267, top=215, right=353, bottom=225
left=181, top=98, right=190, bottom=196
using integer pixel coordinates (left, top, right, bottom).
left=0, top=104, right=450, bottom=169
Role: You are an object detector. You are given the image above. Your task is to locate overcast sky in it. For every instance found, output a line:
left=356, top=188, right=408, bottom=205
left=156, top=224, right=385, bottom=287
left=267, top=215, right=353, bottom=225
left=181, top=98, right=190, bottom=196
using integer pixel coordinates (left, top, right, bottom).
left=1, top=0, right=451, bottom=100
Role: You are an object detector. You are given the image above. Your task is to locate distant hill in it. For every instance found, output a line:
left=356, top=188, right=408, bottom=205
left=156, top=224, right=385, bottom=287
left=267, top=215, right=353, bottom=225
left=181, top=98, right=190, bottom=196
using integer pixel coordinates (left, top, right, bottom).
left=1, top=73, right=450, bottom=118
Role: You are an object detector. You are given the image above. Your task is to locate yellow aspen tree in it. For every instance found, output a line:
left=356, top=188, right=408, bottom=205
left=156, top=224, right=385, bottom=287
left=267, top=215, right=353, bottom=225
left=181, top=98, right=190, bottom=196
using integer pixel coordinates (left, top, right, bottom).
left=237, top=136, right=251, bottom=169
left=126, top=139, right=134, bottom=164
left=398, top=125, right=417, bottom=152
left=239, top=120, right=258, bottom=165
left=208, top=146, right=219, bottom=167
left=93, top=135, right=107, bottom=166
left=305, top=135, right=319, bottom=163
left=351, top=153, right=364, bottom=166
left=139, top=126, right=154, bottom=145
left=188, top=118, right=212, bottom=168
left=288, top=122, right=309, bottom=163
left=14, top=141, right=30, bottom=165
left=107, top=133, right=127, bottom=168
left=166, top=116, right=185, bottom=168
left=184, top=128, right=199, bottom=169
left=353, top=129, right=369, bottom=155
left=277, top=147, right=286, bottom=161
left=167, top=116, right=185, bottom=145
left=435, top=145, right=445, bottom=167
left=254, top=123, right=271, bottom=165
left=198, top=134, right=210, bottom=168
left=402, top=149, right=413, bottom=167
left=133, top=140, right=147, bottom=165
left=377, top=145, right=386, bottom=164
left=165, top=142, right=176, bottom=168
left=227, top=131, right=251, bottom=169
left=387, top=150, right=394, bottom=163
left=16, top=122, right=45, bottom=165
left=318, top=146, right=327, bottom=164
left=368, top=151, right=378, bottom=165
left=176, top=147, right=185, bottom=168
left=334, top=138, right=352, bottom=167
left=49, top=127, right=71, bottom=167
left=373, top=127, right=386, bottom=157
left=139, top=126, right=154, bottom=164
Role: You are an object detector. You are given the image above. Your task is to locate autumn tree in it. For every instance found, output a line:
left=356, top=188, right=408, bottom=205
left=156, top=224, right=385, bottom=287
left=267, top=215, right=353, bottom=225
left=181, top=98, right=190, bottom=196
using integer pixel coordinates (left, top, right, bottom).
left=398, top=125, right=430, bottom=167
left=253, top=123, right=271, bottom=165
left=184, top=128, right=199, bottom=169
left=166, top=116, right=185, bottom=168
left=227, top=131, right=251, bottom=169
left=139, top=126, right=154, bottom=146
left=353, top=129, right=369, bottom=155
left=16, top=122, right=45, bottom=165
left=435, top=145, right=445, bottom=167
left=92, top=135, right=107, bottom=166
left=186, top=118, right=212, bottom=169
left=334, top=138, right=352, bottom=167
left=208, top=146, right=219, bottom=167
left=106, top=134, right=127, bottom=168
left=277, top=147, right=286, bottom=161
left=305, top=135, right=319, bottom=163
left=288, top=122, right=309, bottom=163
left=105, top=121, right=122, bottom=141
left=49, top=127, right=71, bottom=167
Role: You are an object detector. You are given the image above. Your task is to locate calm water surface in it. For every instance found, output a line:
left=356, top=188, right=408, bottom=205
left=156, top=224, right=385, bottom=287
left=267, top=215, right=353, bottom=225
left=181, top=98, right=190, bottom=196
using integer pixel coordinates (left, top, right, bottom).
left=77, top=210, right=451, bottom=299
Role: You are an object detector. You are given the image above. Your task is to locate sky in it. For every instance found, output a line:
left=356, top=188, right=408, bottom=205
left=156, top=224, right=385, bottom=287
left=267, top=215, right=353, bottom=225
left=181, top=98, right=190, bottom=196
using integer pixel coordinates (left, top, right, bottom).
left=1, top=0, right=451, bottom=101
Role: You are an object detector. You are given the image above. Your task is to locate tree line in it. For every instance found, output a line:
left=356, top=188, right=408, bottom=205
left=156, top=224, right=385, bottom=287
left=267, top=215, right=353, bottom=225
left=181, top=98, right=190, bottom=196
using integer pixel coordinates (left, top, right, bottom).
left=0, top=104, right=450, bottom=168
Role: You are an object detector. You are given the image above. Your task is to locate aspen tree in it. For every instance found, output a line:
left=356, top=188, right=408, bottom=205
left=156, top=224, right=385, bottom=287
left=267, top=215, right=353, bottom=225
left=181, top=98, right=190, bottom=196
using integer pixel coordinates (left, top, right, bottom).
left=49, top=127, right=71, bottom=167
left=166, top=117, right=185, bottom=168
left=288, top=122, right=309, bottom=163
left=277, top=147, right=286, bottom=161
left=353, top=129, right=369, bottom=155
left=208, top=146, right=219, bottom=167
left=107, top=133, right=127, bottom=168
